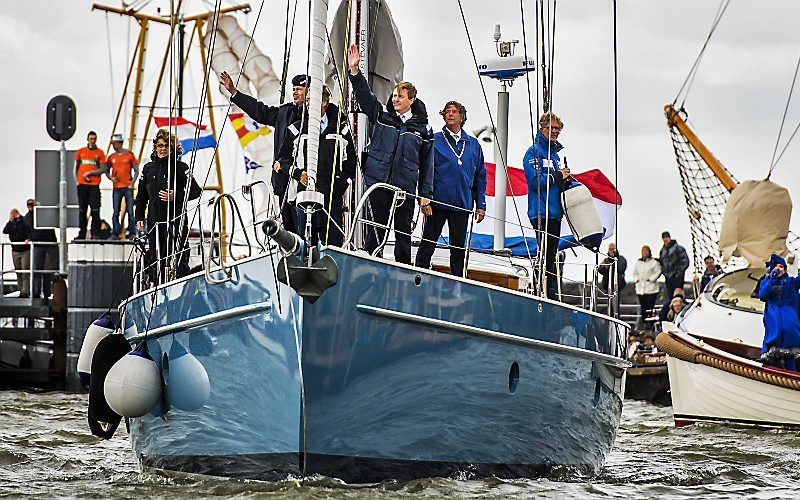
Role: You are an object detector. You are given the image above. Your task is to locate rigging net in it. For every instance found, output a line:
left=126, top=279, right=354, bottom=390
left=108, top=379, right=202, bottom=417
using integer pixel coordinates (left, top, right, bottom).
left=666, top=107, right=800, bottom=272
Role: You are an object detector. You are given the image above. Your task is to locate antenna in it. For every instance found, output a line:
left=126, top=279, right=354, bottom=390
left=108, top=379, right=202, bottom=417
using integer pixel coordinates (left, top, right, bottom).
left=493, top=24, right=501, bottom=42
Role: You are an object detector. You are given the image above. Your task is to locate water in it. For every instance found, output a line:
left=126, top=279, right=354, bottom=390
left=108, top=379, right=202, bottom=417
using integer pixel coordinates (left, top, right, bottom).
left=1, top=391, right=798, bottom=499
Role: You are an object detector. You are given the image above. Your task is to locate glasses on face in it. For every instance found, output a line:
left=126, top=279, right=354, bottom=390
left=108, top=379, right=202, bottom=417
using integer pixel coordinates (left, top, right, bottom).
left=544, top=125, right=562, bottom=131
left=155, top=143, right=169, bottom=149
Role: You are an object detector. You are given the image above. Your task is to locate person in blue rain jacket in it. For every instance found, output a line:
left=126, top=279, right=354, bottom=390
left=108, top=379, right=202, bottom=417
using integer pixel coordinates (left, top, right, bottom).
left=757, top=253, right=800, bottom=371
left=522, top=112, right=570, bottom=299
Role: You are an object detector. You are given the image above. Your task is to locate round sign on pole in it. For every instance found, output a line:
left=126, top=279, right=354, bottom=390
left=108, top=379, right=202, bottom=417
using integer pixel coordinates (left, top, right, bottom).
left=46, top=95, right=76, bottom=142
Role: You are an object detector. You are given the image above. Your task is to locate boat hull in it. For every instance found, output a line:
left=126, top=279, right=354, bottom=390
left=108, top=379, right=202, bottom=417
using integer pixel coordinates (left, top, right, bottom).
left=663, top=332, right=800, bottom=430
left=121, top=248, right=628, bottom=482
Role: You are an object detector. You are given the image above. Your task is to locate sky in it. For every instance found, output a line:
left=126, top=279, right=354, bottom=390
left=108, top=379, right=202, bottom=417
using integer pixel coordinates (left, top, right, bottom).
left=3, top=0, right=800, bottom=275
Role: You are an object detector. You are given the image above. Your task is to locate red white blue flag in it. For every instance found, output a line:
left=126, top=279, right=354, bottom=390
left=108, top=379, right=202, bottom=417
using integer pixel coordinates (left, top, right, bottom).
left=153, top=116, right=217, bottom=156
left=470, top=163, right=621, bottom=256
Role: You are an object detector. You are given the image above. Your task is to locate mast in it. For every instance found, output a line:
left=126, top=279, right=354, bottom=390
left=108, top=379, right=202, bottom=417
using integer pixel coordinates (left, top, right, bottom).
left=350, top=0, right=370, bottom=248
left=493, top=83, right=509, bottom=251
left=665, top=104, right=736, bottom=192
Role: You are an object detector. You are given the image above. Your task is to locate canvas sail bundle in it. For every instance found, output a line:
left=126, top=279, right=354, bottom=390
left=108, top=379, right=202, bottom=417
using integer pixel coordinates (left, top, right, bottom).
left=719, top=179, right=792, bottom=266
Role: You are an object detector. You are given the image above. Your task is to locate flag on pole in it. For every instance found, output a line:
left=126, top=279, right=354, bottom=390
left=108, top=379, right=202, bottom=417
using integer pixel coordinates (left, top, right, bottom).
left=469, top=163, right=621, bottom=256
left=153, top=116, right=217, bottom=156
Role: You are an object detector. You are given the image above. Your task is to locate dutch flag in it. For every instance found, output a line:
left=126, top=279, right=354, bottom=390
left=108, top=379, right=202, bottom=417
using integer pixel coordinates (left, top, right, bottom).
left=153, top=116, right=217, bottom=156
left=469, top=163, right=621, bottom=256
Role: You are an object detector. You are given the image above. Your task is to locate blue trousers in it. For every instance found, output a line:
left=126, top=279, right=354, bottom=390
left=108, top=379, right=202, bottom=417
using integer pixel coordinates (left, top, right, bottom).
left=112, top=188, right=137, bottom=237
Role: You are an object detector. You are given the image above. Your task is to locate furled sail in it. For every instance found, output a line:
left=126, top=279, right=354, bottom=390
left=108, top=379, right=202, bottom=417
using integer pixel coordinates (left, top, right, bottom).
left=718, top=179, right=792, bottom=267
left=205, top=14, right=281, bottom=217
left=325, top=0, right=404, bottom=104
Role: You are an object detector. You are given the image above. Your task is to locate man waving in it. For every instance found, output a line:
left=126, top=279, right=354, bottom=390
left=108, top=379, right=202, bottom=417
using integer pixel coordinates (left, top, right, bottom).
left=347, top=44, right=434, bottom=264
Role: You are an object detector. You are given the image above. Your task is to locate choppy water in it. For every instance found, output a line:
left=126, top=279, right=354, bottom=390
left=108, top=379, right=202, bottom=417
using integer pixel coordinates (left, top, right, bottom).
left=1, top=391, right=798, bottom=499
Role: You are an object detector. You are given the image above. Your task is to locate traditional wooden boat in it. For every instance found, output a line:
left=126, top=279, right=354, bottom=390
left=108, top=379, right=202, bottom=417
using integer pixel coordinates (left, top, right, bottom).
left=657, top=326, right=800, bottom=429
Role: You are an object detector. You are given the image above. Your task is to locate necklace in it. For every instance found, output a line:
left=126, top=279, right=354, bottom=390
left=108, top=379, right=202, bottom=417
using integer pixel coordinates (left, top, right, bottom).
left=443, top=129, right=466, bottom=165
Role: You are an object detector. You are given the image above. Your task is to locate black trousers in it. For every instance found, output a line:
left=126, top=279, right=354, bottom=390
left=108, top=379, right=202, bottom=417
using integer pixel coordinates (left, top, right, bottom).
left=77, top=184, right=101, bottom=239
left=145, top=220, right=190, bottom=284
left=531, top=217, right=562, bottom=300
left=32, top=246, right=57, bottom=298
left=664, top=275, right=685, bottom=297
left=364, top=188, right=415, bottom=264
left=415, top=209, right=470, bottom=277
left=637, top=293, right=659, bottom=328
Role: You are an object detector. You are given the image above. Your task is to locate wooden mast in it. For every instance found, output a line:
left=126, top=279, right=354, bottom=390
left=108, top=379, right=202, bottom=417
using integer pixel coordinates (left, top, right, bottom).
left=94, top=3, right=251, bottom=259
left=664, top=104, right=737, bottom=192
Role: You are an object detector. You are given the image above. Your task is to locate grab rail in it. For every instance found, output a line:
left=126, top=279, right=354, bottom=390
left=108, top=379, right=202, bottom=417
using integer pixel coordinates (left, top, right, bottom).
left=205, top=193, right=252, bottom=285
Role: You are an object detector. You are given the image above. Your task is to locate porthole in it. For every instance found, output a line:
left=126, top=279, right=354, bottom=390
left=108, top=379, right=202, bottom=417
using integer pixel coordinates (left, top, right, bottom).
left=508, top=361, right=520, bottom=393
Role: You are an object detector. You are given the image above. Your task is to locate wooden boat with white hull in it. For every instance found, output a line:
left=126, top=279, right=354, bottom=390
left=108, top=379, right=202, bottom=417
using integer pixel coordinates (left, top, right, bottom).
left=657, top=327, right=800, bottom=430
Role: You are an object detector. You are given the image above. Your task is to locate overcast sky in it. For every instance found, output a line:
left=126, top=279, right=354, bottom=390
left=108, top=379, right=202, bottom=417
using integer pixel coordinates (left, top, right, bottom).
left=3, top=0, right=800, bottom=273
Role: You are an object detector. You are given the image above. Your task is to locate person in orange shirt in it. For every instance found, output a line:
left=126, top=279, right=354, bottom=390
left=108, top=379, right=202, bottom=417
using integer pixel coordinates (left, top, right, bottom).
left=106, top=133, right=140, bottom=239
left=74, top=131, right=107, bottom=239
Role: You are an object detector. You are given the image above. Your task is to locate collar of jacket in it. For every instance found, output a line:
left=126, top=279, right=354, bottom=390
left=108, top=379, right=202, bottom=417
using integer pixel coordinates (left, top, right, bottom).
left=535, top=130, right=563, bottom=154
left=296, top=103, right=346, bottom=134
left=384, top=95, right=429, bottom=125
left=440, top=126, right=469, bottom=142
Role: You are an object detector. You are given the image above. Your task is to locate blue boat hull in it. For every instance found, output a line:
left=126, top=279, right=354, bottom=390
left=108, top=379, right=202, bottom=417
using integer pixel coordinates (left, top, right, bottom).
left=121, top=248, right=627, bottom=482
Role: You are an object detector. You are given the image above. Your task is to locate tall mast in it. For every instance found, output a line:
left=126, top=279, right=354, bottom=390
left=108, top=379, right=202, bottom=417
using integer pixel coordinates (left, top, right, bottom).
left=349, top=0, right=370, bottom=248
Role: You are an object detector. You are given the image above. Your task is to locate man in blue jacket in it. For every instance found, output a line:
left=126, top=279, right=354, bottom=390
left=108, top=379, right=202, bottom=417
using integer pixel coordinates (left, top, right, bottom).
left=757, top=254, right=800, bottom=370
left=220, top=71, right=308, bottom=234
left=415, top=101, right=486, bottom=277
left=347, top=45, right=434, bottom=264
left=523, top=112, right=570, bottom=299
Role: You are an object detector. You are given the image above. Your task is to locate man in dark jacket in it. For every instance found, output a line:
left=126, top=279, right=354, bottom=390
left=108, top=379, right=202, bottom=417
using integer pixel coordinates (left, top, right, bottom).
left=347, top=44, right=434, bottom=264
left=134, top=130, right=202, bottom=282
left=24, top=199, right=58, bottom=299
left=415, top=101, right=486, bottom=277
left=220, top=70, right=309, bottom=234
left=277, top=85, right=357, bottom=246
left=659, top=230, right=690, bottom=296
left=3, top=208, right=31, bottom=297
left=598, top=242, right=627, bottom=293
left=700, top=255, right=723, bottom=291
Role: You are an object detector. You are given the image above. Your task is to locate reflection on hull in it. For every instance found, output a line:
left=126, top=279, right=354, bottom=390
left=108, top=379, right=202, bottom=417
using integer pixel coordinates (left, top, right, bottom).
left=122, top=248, right=628, bottom=482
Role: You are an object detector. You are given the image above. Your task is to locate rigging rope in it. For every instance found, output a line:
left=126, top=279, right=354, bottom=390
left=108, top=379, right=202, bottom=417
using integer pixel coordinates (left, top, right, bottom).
left=519, top=0, right=537, bottom=146
left=769, top=51, right=800, bottom=177
left=671, top=0, right=731, bottom=108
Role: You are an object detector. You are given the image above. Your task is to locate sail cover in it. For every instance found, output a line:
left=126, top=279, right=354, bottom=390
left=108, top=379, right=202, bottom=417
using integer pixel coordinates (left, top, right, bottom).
left=326, top=0, right=404, bottom=104
left=719, top=179, right=792, bottom=266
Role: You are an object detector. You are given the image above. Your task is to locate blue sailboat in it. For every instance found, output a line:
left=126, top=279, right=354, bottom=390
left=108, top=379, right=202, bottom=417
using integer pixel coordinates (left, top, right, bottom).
left=109, top=0, right=629, bottom=483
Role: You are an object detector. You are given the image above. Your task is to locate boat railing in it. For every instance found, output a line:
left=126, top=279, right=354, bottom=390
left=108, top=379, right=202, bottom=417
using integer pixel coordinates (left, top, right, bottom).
left=131, top=181, right=277, bottom=293
left=130, top=182, right=622, bottom=320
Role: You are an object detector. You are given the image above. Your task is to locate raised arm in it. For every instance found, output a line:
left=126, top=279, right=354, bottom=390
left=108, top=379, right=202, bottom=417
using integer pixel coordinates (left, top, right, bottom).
left=222, top=71, right=281, bottom=126
left=347, top=45, right=382, bottom=123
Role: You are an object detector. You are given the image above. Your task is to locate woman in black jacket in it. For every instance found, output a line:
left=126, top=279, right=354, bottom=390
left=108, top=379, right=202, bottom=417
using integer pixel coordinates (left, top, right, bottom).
left=134, top=129, right=202, bottom=282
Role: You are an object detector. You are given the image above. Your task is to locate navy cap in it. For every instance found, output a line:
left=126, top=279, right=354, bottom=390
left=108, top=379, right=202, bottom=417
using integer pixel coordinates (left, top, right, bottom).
left=292, top=74, right=311, bottom=87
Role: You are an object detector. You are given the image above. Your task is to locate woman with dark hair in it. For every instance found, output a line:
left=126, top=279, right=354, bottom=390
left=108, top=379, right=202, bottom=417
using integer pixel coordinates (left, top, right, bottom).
left=134, top=129, right=202, bottom=282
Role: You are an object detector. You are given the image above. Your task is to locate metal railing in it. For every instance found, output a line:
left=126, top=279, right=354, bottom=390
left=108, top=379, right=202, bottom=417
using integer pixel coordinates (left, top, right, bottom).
left=0, top=241, right=60, bottom=305
left=129, top=181, right=623, bottom=320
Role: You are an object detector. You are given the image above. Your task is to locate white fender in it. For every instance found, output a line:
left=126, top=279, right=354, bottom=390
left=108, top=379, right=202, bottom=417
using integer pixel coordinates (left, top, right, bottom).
left=76, top=315, right=116, bottom=376
left=104, top=344, right=162, bottom=418
left=166, top=341, right=210, bottom=411
left=562, top=183, right=603, bottom=249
